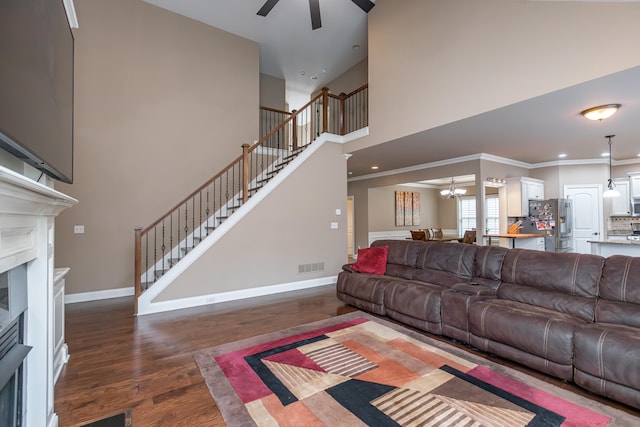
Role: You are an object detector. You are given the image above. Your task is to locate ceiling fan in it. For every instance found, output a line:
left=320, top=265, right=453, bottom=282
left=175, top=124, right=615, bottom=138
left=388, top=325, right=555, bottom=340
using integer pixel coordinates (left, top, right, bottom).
left=257, top=0, right=375, bottom=30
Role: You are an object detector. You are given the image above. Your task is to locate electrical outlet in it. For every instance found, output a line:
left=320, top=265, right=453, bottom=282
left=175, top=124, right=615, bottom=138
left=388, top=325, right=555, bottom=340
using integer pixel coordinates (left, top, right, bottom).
left=331, top=222, right=339, bottom=229
left=74, top=225, right=84, bottom=234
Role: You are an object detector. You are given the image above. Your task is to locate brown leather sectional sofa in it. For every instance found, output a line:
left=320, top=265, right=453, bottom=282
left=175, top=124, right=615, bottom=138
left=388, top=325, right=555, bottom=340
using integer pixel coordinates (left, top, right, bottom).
left=336, top=239, right=640, bottom=410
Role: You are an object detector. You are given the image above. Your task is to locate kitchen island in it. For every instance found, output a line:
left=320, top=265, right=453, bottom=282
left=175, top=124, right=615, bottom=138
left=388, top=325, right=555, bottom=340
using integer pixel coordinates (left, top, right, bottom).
left=589, top=238, right=640, bottom=257
left=485, top=233, right=546, bottom=250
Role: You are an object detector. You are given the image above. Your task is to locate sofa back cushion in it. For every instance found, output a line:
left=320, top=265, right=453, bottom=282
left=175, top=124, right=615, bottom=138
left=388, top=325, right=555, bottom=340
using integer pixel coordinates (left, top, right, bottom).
left=471, top=245, right=508, bottom=289
left=412, top=242, right=477, bottom=287
left=371, top=240, right=422, bottom=280
left=596, top=255, right=640, bottom=327
left=498, top=249, right=604, bottom=321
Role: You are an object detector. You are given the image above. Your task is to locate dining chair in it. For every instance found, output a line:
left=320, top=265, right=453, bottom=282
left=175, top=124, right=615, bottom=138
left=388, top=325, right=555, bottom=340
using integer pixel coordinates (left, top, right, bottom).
left=432, top=227, right=443, bottom=239
left=421, top=229, right=432, bottom=240
left=410, top=230, right=427, bottom=241
left=459, top=230, right=476, bottom=244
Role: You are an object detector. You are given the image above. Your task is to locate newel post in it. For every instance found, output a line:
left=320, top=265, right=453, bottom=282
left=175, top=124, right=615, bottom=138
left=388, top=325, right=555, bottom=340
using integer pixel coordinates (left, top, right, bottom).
left=242, top=143, right=250, bottom=203
left=134, top=226, right=142, bottom=315
left=339, top=92, right=347, bottom=135
left=291, top=109, right=298, bottom=151
left=322, top=87, right=329, bottom=134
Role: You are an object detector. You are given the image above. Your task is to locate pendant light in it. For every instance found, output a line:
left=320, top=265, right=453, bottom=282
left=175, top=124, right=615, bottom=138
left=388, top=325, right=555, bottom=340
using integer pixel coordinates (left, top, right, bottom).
left=603, top=134, right=620, bottom=198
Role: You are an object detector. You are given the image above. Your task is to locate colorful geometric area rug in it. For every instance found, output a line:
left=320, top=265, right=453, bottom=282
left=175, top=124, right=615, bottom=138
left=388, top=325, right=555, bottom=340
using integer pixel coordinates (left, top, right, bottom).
left=193, top=312, right=639, bottom=427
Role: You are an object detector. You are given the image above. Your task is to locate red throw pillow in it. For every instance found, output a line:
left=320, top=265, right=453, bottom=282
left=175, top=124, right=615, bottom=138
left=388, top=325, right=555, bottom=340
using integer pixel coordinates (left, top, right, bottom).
left=352, top=245, right=388, bottom=275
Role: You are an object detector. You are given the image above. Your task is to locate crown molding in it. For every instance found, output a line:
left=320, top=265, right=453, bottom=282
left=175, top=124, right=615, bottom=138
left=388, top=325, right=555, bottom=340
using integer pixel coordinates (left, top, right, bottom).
left=347, top=152, right=640, bottom=182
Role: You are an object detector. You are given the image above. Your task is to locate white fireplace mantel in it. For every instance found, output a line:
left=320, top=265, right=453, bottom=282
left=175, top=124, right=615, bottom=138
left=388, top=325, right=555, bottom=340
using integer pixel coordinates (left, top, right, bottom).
left=0, top=165, right=77, bottom=427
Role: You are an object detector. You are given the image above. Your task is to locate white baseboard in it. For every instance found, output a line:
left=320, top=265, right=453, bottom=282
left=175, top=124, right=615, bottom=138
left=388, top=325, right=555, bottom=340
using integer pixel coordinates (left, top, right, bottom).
left=137, top=276, right=337, bottom=316
left=65, top=286, right=134, bottom=304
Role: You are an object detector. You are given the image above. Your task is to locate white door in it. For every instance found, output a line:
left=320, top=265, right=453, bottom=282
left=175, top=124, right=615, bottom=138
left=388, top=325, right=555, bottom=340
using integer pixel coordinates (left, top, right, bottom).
left=564, top=185, right=603, bottom=254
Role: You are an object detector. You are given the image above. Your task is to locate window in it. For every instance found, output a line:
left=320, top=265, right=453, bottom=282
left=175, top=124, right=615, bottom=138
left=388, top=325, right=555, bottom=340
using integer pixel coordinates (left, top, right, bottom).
left=457, top=195, right=500, bottom=235
left=485, top=195, right=500, bottom=235
left=458, top=196, right=476, bottom=235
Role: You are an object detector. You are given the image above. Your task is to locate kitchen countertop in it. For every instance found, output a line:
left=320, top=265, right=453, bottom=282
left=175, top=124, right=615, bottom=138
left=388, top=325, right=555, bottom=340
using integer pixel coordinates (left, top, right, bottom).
left=485, top=233, right=546, bottom=239
left=588, top=239, right=640, bottom=245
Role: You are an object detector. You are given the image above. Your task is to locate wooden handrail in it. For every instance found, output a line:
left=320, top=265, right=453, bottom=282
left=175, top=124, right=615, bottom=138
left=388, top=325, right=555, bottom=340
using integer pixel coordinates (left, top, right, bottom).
left=260, top=106, right=292, bottom=115
left=248, top=90, right=326, bottom=155
left=141, top=152, right=244, bottom=234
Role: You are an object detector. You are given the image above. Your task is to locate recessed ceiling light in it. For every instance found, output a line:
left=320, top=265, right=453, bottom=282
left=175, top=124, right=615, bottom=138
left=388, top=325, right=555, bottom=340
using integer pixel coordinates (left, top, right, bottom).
left=352, top=44, right=360, bottom=50
left=300, top=71, right=306, bottom=76
left=371, top=165, right=379, bottom=170
left=348, top=171, right=353, bottom=175
left=558, top=153, right=567, bottom=158
left=311, top=75, right=318, bottom=80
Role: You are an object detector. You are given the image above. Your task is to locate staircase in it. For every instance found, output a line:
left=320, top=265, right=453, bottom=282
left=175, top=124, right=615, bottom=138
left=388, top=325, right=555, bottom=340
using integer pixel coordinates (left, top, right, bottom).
left=133, top=84, right=368, bottom=314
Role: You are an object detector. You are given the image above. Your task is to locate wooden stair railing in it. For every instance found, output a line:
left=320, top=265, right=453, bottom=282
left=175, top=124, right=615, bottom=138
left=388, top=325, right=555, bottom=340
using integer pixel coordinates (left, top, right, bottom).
left=134, top=84, right=368, bottom=314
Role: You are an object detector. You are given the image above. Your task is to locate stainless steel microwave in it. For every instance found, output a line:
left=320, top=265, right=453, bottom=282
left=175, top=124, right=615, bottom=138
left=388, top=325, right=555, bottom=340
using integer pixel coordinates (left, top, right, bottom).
left=632, top=197, right=640, bottom=217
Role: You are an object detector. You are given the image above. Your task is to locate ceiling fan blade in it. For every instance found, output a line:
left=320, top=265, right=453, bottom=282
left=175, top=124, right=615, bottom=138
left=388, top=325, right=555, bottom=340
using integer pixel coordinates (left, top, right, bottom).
left=309, top=0, right=321, bottom=30
left=351, top=0, right=375, bottom=13
left=257, top=0, right=280, bottom=17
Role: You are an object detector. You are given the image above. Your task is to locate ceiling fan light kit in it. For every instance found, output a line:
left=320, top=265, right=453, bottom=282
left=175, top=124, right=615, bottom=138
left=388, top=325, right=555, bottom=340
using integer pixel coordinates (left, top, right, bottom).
left=257, top=0, right=375, bottom=30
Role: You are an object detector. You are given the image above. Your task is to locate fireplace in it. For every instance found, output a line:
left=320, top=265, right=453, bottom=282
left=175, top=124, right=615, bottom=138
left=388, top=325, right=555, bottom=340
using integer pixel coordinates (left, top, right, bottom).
left=0, top=265, right=30, bottom=427
left=0, top=165, right=77, bottom=426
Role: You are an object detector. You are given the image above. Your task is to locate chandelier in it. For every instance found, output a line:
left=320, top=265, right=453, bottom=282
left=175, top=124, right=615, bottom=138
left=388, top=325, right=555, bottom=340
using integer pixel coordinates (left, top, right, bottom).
left=440, top=178, right=467, bottom=199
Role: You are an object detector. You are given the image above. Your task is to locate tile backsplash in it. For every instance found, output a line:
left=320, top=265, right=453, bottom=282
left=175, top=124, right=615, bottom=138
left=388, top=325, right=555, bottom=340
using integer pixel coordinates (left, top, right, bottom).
left=608, top=216, right=640, bottom=235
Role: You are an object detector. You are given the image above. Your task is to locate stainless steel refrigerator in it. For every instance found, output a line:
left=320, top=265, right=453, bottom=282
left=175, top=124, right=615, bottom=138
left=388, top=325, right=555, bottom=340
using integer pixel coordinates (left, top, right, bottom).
left=528, top=199, right=573, bottom=252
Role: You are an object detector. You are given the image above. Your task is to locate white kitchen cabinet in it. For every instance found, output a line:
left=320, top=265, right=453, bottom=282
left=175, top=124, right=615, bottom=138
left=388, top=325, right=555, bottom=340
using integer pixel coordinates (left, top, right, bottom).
left=506, top=177, right=545, bottom=217
left=630, top=174, right=640, bottom=198
left=514, top=236, right=546, bottom=250
left=610, top=178, right=630, bottom=216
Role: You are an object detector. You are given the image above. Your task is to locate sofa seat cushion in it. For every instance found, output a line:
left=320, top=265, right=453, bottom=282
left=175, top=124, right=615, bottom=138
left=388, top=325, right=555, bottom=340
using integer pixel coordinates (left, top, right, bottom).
left=384, top=280, right=447, bottom=334
left=574, top=322, right=640, bottom=392
left=468, top=299, right=586, bottom=368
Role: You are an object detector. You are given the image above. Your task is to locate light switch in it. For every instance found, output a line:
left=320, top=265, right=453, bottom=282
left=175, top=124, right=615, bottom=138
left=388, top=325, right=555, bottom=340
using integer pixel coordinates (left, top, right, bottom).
left=335, top=209, right=342, bottom=215
left=74, top=225, right=85, bottom=234
left=330, top=222, right=339, bottom=229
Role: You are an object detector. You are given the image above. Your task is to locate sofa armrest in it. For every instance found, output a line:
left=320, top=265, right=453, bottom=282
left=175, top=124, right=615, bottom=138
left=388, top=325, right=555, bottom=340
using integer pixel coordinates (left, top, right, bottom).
left=450, top=282, right=497, bottom=296
left=341, top=264, right=356, bottom=273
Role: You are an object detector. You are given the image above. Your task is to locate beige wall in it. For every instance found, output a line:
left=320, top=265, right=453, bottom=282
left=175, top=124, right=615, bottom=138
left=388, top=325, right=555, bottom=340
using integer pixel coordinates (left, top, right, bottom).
left=155, top=141, right=347, bottom=301
left=368, top=185, right=439, bottom=232
left=260, top=74, right=286, bottom=111
left=348, top=0, right=640, bottom=153
left=55, top=0, right=259, bottom=295
left=322, top=59, right=368, bottom=96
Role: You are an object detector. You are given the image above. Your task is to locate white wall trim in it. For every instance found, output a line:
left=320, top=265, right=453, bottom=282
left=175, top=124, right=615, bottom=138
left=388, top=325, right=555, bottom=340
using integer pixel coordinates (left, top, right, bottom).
left=63, top=0, right=79, bottom=28
left=137, top=276, right=337, bottom=316
left=367, top=231, right=410, bottom=246
left=65, top=286, right=135, bottom=304
left=347, top=150, right=640, bottom=182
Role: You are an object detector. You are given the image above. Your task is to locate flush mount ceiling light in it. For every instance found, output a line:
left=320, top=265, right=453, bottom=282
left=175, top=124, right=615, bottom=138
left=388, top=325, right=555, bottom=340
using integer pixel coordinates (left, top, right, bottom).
left=440, top=178, right=467, bottom=199
left=580, top=104, right=621, bottom=121
left=603, top=134, right=620, bottom=198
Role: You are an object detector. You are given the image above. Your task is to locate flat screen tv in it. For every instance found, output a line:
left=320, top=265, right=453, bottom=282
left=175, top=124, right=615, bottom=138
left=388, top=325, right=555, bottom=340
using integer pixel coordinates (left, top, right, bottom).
left=0, top=0, right=74, bottom=183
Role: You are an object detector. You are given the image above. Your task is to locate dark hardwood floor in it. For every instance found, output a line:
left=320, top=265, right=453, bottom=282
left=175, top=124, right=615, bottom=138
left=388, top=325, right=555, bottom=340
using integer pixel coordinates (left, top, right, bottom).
left=55, top=285, right=638, bottom=426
